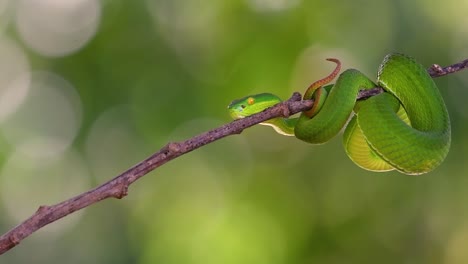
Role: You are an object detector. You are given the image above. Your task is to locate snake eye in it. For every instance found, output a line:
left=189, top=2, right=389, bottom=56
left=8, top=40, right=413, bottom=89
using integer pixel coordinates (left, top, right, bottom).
left=247, top=97, right=255, bottom=105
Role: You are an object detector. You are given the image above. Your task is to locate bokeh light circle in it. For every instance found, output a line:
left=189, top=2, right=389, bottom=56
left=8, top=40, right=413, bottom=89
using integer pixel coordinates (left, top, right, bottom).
left=0, top=149, right=90, bottom=234
left=0, top=0, right=13, bottom=33
left=246, top=0, right=300, bottom=12
left=0, top=37, right=30, bottom=123
left=15, top=0, right=101, bottom=57
left=85, top=105, right=148, bottom=181
left=0, top=71, right=83, bottom=158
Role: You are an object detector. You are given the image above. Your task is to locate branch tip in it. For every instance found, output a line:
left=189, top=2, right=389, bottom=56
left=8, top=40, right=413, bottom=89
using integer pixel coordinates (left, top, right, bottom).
left=431, top=64, right=444, bottom=74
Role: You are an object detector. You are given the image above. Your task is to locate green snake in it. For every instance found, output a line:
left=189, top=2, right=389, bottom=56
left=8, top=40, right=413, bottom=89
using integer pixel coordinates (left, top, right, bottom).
left=228, top=53, right=451, bottom=175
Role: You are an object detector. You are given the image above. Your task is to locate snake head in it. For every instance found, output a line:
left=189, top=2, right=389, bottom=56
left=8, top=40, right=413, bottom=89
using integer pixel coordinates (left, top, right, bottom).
left=228, top=93, right=282, bottom=120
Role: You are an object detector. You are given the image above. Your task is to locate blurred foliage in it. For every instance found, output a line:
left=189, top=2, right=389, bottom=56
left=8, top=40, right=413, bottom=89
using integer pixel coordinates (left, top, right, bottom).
left=1, top=0, right=468, bottom=263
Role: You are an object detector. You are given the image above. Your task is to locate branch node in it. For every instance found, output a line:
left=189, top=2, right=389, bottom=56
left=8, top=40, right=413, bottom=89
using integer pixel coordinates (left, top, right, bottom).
left=232, top=129, right=243, bottom=135
left=9, top=234, right=20, bottom=246
left=290, top=92, right=302, bottom=102
left=279, top=103, right=291, bottom=118
left=36, top=205, right=49, bottom=214
left=166, top=142, right=182, bottom=154
left=113, top=179, right=129, bottom=199
left=116, top=185, right=128, bottom=199
left=279, top=92, right=305, bottom=118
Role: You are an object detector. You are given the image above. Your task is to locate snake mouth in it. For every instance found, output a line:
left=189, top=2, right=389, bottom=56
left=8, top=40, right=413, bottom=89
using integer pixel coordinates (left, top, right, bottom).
left=227, top=99, right=248, bottom=120
left=228, top=107, right=245, bottom=120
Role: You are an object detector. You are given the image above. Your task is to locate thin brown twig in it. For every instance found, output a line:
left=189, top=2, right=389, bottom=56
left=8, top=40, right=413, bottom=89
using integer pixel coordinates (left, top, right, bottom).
left=0, top=58, right=466, bottom=255
left=428, top=58, right=468, bottom=78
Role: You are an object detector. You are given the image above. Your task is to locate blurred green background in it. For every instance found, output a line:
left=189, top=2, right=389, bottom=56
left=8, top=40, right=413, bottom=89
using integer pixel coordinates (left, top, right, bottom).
left=1, top=0, right=467, bottom=263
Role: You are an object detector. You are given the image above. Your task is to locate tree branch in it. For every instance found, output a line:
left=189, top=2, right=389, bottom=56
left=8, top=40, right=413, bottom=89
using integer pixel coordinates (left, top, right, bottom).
left=428, top=58, right=468, bottom=78
left=0, top=57, right=466, bottom=255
